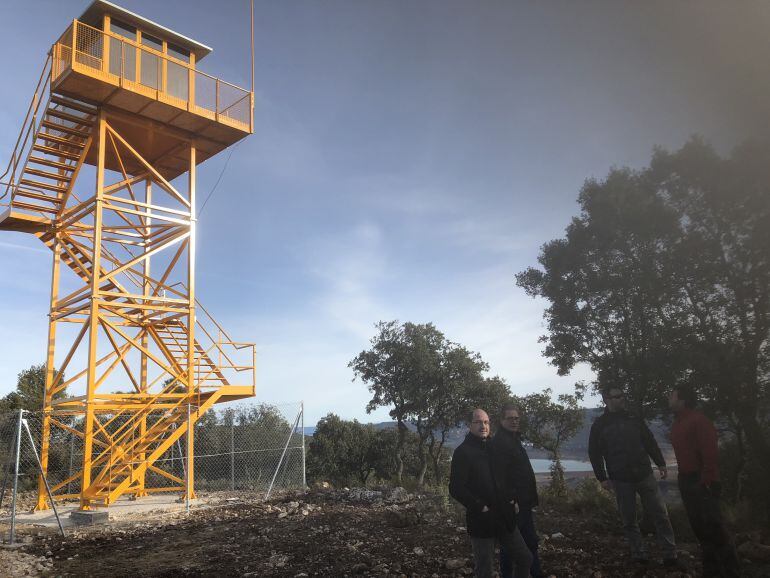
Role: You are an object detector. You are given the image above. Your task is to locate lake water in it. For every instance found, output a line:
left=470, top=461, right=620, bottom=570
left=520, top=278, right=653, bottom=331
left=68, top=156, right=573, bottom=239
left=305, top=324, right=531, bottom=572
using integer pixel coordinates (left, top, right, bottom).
left=530, top=459, right=593, bottom=473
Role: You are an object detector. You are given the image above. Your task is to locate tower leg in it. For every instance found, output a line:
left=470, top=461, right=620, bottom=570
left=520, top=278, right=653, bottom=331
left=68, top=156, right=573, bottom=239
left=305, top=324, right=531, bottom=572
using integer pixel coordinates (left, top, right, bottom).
left=36, top=234, right=61, bottom=511
left=80, top=111, right=107, bottom=511
left=135, top=177, right=153, bottom=499
left=185, top=144, right=197, bottom=501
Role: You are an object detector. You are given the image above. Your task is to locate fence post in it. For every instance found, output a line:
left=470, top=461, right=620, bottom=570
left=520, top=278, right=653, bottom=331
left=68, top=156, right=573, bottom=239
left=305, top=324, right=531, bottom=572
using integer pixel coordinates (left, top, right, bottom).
left=265, top=409, right=301, bottom=501
left=22, top=417, right=65, bottom=537
left=67, top=431, right=75, bottom=495
left=186, top=403, right=191, bottom=513
left=301, top=402, right=306, bottom=489
left=230, top=419, right=235, bottom=492
left=9, top=409, right=24, bottom=544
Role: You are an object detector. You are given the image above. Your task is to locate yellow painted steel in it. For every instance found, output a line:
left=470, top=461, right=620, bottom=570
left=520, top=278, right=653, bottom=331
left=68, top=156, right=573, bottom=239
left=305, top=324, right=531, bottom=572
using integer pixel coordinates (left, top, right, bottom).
left=0, top=2, right=255, bottom=511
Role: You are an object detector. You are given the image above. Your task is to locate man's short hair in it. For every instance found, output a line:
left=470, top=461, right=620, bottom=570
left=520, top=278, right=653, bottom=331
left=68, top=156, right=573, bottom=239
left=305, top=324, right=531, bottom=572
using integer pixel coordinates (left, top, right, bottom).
left=673, top=384, right=697, bottom=409
left=601, top=385, right=623, bottom=399
left=468, top=408, right=486, bottom=423
left=500, top=403, right=521, bottom=418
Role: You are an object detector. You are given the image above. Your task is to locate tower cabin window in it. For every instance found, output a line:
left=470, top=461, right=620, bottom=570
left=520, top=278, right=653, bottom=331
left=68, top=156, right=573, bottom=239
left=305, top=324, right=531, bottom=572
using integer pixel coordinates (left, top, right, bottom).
left=109, top=20, right=136, bottom=81
left=167, top=44, right=190, bottom=101
left=140, top=33, right=162, bottom=89
left=103, top=17, right=192, bottom=101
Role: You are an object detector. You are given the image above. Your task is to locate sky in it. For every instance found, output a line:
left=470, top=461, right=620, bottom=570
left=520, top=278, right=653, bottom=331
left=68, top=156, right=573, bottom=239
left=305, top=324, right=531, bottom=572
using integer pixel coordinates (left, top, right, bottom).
left=1, top=0, right=769, bottom=425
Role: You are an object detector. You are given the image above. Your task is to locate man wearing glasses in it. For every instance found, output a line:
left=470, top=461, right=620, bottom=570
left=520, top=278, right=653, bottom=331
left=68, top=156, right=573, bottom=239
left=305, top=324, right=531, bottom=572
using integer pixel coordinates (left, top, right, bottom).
left=588, top=387, right=680, bottom=568
left=492, top=405, right=543, bottom=578
left=449, top=408, right=532, bottom=577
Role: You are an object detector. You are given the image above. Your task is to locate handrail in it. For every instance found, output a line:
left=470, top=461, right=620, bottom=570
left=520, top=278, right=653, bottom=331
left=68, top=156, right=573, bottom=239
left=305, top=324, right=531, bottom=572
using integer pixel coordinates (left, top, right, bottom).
left=57, top=20, right=252, bottom=128
left=0, top=53, right=52, bottom=201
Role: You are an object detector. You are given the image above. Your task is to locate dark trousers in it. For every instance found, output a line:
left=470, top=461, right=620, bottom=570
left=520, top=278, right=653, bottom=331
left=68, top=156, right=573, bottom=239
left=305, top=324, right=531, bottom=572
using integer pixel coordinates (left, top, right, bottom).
left=471, top=525, right=532, bottom=578
left=678, top=474, right=740, bottom=578
left=500, top=506, right=541, bottom=578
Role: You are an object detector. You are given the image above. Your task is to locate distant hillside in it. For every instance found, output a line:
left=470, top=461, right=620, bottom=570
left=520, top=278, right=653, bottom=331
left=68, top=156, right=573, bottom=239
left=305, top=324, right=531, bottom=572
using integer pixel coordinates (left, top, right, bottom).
left=309, top=409, right=675, bottom=464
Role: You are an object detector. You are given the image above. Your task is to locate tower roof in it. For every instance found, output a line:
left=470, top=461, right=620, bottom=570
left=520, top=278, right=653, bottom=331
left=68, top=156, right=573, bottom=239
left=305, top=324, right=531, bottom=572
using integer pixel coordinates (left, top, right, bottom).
left=79, top=0, right=213, bottom=61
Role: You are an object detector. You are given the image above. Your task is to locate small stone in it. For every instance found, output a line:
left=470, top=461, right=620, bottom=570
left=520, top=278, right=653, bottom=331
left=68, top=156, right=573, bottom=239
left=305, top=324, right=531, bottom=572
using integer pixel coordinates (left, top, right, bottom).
left=550, top=532, right=565, bottom=539
left=413, top=546, right=424, bottom=555
left=445, top=558, right=466, bottom=570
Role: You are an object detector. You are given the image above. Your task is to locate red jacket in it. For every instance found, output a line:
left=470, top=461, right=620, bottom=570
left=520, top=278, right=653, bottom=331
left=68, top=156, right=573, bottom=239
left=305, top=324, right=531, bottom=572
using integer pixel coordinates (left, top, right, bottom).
left=670, top=408, right=720, bottom=486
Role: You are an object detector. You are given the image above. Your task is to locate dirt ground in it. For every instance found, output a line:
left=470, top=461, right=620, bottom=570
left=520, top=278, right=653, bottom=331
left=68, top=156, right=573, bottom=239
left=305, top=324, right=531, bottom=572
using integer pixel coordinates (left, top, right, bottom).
left=2, top=487, right=768, bottom=577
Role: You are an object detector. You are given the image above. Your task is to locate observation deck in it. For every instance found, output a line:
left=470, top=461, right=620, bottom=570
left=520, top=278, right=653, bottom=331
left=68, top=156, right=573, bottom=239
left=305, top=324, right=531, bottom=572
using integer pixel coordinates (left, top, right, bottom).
left=51, top=0, right=253, bottom=179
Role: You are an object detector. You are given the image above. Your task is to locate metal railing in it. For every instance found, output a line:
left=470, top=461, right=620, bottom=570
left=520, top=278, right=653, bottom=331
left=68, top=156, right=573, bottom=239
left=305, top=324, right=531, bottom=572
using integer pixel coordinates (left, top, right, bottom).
left=0, top=54, right=53, bottom=205
left=52, top=20, right=253, bottom=131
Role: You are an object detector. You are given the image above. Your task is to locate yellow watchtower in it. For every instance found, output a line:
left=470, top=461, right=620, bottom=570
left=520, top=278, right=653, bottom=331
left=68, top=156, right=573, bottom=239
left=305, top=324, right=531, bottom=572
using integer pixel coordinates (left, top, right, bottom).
left=0, top=0, right=256, bottom=511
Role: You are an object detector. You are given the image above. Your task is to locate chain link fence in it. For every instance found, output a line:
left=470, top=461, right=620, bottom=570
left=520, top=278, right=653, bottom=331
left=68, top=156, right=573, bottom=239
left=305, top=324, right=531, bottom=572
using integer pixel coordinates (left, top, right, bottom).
left=0, top=401, right=305, bottom=514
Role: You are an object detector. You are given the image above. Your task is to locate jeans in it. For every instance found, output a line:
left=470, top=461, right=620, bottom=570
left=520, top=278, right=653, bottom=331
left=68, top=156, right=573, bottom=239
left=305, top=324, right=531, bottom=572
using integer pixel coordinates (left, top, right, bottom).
left=678, top=475, right=740, bottom=577
left=612, top=472, right=677, bottom=559
left=471, top=525, right=532, bottom=578
left=500, top=506, right=543, bottom=577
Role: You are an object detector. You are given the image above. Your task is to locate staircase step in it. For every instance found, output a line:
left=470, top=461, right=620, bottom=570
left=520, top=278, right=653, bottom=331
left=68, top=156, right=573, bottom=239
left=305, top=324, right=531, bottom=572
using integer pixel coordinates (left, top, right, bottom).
left=19, top=178, right=68, bottom=193
left=13, top=188, right=63, bottom=205
left=28, top=156, right=77, bottom=171
left=8, top=200, right=58, bottom=214
left=49, top=95, right=98, bottom=116
left=23, top=167, right=73, bottom=182
left=46, top=107, right=95, bottom=127
left=37, top=132, right=86, bottom=149
left=32, top=144, right=81, bottom=160
left=41, top=119, right=91, bottom=139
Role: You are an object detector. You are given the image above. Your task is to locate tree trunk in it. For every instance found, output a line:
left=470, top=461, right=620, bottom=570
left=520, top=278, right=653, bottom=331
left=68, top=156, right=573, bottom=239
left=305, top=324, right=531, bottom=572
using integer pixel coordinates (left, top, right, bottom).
left=415, top=421, right=429, bottom=489
left=549, top=453, right=566, bottom=497
left=736, top=408, right=770, bottom=465
left=395, top=421, right=407, bottom=483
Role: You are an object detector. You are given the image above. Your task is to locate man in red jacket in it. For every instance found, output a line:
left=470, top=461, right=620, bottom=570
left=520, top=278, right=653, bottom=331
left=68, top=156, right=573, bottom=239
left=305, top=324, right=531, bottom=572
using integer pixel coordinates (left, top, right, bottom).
left=669, top=384, right=740, bottom=577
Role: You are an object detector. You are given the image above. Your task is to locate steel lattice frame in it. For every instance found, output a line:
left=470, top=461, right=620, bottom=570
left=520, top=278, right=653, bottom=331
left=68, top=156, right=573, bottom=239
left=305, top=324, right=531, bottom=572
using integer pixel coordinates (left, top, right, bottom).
left=32, top=110, right=253, bottom=511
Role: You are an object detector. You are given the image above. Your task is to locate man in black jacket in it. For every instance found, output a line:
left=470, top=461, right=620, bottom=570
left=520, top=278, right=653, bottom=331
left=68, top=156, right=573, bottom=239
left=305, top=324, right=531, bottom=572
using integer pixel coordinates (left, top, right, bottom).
left=588, top=387, right=678, bottom=566
left=449, top=408, right=532, bottom=578
left=492, top=405, right=543, bottom=578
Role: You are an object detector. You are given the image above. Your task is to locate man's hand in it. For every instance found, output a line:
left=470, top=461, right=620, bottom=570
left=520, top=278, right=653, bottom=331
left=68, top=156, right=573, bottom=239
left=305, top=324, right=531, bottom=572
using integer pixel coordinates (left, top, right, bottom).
left=600, top=480, right=613, bottom=492
left=659, top=466, right=668, bottom=480
left=481, top=505, right=489, bottom=513
left=509, top=500, right=520, bottom=514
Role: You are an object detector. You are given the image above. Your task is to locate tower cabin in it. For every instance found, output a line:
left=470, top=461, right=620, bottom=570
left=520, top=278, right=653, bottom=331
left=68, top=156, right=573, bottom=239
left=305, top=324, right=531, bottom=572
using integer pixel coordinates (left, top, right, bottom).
left=54, top=0, right=253, bottom=176
left=1, top=0, right=253, bottom=233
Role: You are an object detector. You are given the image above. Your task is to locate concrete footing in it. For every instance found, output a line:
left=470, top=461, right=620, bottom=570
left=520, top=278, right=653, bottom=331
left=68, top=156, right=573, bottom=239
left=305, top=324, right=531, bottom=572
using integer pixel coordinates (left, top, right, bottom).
left=70, top=510, right=109, bottom=526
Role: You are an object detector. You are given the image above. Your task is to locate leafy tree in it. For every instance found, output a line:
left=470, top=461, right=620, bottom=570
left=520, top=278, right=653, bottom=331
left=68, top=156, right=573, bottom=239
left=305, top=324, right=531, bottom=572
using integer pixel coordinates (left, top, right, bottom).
left=517, top=137, right=770, bottom=515
left=350, top=321, right=508, bottom=486
left=514, top=387, right=584, bottom=496
left=649, top=139, right=770, bottom=464
left=349, top=321, right=418, bottom=483
left=516, top=167, right=685, bottom=416
left=307, top=413, right=381, bottom=486
left=0, top=363, right=66, bottom=413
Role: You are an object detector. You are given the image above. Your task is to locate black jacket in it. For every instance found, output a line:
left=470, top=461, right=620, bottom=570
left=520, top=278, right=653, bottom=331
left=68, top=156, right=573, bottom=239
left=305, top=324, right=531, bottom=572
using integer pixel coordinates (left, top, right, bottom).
left=490, top=428, right=539, bottom=508
left=449, top=433, right=516, bottom=538
left=588, top=409, right=665, bottom=483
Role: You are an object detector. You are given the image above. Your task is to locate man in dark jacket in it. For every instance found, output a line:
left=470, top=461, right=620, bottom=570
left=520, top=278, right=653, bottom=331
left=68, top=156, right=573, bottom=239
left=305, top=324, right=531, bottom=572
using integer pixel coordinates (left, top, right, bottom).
left=449, top=408, right=532, bottom=578
left=669, top=384, right=739, bottom=577
left=492, top=404, right=543, bottom=578
left=588, top=387, right=678, bottom=566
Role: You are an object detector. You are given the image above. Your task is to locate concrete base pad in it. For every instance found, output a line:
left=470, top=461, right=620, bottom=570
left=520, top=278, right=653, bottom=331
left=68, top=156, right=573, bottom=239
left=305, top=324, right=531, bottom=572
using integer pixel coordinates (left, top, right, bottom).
left=70, top=510, right=109, bottom=526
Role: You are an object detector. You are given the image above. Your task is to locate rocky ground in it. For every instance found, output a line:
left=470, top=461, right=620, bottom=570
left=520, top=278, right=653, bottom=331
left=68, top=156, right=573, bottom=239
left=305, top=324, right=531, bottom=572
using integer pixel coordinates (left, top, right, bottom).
left=1, top=486, right=769, bottom=577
